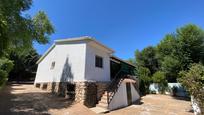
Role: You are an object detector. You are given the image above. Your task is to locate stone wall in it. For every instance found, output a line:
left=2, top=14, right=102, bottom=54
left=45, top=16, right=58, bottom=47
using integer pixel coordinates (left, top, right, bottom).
left=74, top=82, right=98, bottom=107
left=34, top=82, right=62, bottom=94
left=95, top=82, right=110, bottom=100
left=47, top=82, right=52, bottom=92
left=34, top=81, right=109, bottom=107
left=74, top=81, right=110, bottom=106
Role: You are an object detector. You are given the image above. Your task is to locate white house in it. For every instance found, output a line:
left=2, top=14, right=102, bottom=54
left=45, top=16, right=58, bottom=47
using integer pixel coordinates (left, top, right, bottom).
left=34, top=36, right=140, bottom=110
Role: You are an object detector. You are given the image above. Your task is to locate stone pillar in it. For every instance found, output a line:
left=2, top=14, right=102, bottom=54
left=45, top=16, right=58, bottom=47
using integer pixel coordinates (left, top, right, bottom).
left=75, top=82, right=97, bottom=107
left=34, top=82, right=68, bottom=96
left=75, top=82, right=86, bottom=102
left=47, top=82, right=59, bottom=94
left=47, top=82, right=52, bottom=92
left=58, top=82, right=68, bottom=96
left=83, top=82, right=97, bottom=107
left=40, top=83, right=44, bottom=89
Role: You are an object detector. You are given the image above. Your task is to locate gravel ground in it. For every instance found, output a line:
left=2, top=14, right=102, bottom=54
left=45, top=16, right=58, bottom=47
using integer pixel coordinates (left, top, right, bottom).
left=107, top=94, right=193, bottom=115
left=0, top=83, right=95, bottom=115
left=0, top=83, right=193, bottom=115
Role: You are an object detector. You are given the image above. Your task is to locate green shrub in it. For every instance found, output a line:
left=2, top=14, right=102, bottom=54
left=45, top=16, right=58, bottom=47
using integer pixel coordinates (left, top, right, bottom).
left=0, top=58, right=14, bottom=86
left=0, top=69, right=7, bottom=87
left=179, top=63, right=204, bottom=113
left=152, top=71, right=168, bottom=94
left=137, top=66, right=152, bottom=95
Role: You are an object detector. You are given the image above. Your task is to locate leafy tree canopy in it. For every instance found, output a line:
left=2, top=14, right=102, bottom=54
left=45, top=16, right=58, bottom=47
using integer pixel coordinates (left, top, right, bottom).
left=152, top=71, right=167, bottom=93
left=134, top=24, right=204, bottom=94
left=0, top=0, right=54, bottom=56
left=135, top=46, right=159, bottom=75
left=136, top=66, right=151, bottom=94
left=0, top=0, right=54, bottom=86
left=176, top=24, right=204, bottom=68
left=9, top=48, right=40, bottom=81
left=160, top=56, right=180, bottom=82
left=152, top=71, right=166, bottom=83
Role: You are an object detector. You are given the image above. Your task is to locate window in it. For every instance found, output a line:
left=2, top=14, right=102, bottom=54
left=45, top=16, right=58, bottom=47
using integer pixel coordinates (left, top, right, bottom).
left=95, top=55, right=103, bottom=68
left=50, top=61, right=55, bottom=69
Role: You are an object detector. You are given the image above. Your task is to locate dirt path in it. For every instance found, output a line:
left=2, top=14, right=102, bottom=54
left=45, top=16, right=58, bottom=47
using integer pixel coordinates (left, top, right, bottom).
left=0, top=83, right=96, bottom=115
left=0, top=83, right=194, bottom=115
left=107, top=94, right=193, bottom=115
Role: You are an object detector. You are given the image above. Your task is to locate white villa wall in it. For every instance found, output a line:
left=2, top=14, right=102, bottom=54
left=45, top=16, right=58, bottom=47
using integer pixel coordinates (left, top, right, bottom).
left=108, top=82, right=140, bottom=110
left=108, top=82, right=128, bottom=110
left=149, top=83, right=188, bottom=97
left=35, top=46, right=57, bottom=83
left=130, top=83, right=140, bottom=103
left=34, top=42, right=86, bottom=83
left=85, top=43, right=111, bottom=81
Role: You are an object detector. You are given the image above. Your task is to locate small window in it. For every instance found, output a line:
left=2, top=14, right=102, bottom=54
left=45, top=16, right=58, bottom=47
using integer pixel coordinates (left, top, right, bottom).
left=95, top=56, right=103, bottom=68
left=50, top=61, right=55, bottom=69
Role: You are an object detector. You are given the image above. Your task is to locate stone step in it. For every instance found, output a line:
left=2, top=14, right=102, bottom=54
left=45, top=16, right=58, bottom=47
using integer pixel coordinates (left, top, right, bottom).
left=98, top=101, right=108, bottom=105
left=103, top=93, right=108, bottom=96
left=90, top=106, right=109, bottom=114
left=104, top=91, right=108, bottom=95
left=103, top=91, right=114, bottom=96
left=101, top=95, right=108, bottom=99
left=99, top=99, right=107, bottom=104
left=100, top=98, right=108, bottom=102
left=97, top=103, right=108, bottom=108
left=101, top=96, right=108, bottom=100
left=104, top=91, right=113, bottom=94
left=100, top=98, right=108, bottom=104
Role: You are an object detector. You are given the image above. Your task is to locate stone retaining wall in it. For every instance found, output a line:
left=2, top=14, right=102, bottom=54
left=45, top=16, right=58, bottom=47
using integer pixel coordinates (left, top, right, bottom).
left=34, top=81, right=110, bottom=107
left=35, top=82, right=60, bottom=94
left=95, top=82, right=110, bottom=100
left=75, top=82, right=97, bottom=107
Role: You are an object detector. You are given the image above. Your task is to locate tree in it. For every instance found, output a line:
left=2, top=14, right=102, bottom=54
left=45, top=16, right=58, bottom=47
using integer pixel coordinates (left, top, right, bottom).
left=134, top=24, right=204, bottom=94
left=136, top=66, right=151, bottom=95
left=152, top=71, right=167, bottom=93
left=160, top=56, right=180, bottom=82
left=0, top=0, right=54, bottom=55
left=176, top=24, right=204, bottom=69
left=127, top=58, right=136, bottom=65
left=135, top=46, right=160, bottom=94
left=179, top=63, right=204, bottom=113
left=156, top=24, right=204, bottom=82
left=135, top=46, right=159, bottom=75
left=157, top=34, right=177, bottom=58
left=0, top=0, right=54, bottom=86
left=9, top=48, right=40, bottom=81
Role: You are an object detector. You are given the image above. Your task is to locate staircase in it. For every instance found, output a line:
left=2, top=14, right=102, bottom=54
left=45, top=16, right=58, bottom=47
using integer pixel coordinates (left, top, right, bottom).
left=95, top=72, right=140, bottom=112
left=96, top=91, right=109, bottom=109
left=96, top=70, right=126, bottom=110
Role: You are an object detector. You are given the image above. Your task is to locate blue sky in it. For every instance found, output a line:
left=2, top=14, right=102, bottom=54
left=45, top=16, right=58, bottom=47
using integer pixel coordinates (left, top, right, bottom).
left=29, top=0, right=204, bottom=59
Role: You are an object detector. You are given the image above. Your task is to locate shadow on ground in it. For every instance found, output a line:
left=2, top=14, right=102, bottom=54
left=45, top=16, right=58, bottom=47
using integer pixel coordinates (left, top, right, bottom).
left=0, top=83, right=74, bottom=115
left=172, top=95, right=191, bottom=101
